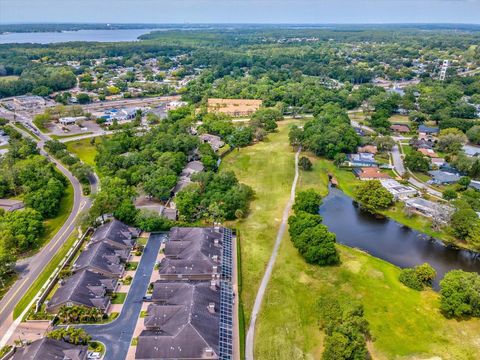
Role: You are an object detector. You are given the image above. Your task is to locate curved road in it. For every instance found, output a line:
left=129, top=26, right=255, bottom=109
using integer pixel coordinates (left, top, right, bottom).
left=0, top=116, right=96, bottom=347
left=245, top=147, right=301, bottom=360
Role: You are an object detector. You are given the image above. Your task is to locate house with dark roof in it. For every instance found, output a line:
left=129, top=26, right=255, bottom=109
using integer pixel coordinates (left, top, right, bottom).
left=390, top=124, right=410, bottom=134
left=159, top=227, right=224, bottom=281
left=73, top=241, right=129, bottom=278
left=200, top=134, right=225, bottom=152
left=90, top=219, right=139, bottom=250
left=135, top=281, right=220, bottom=360
left=46, top=270, right=117, bottom=313
left=418, top=124, right=439, bottom=140
left=11, top=337, right=87, bottom=360
left=428, top=170, right=461, bottom=185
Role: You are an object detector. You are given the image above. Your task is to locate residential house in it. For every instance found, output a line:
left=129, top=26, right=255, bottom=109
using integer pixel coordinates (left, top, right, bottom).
left=353, top=167, right=390, bottom=181
left=357, top=145, right=377, bottom=154
left=418, top=148, right=438, bottom=158
left=431, top=158, right=446, bottom=167
left=46, top=270, right=117, bottom=313
left=172, top=161, right=205, bottom=196
left=135, top=281, right=220, bottom=360
left=11, top=337, right=87, bottom=360
left=159, top=205, right=178, bottom=221
left=159, top=227, right=225, bottom=281
left=73, top=241, right=129, bottom=278
left=90, top=219, right=139, bottom=250
left=418, top=125, right=439, bottom=140
left=345, top=153, right=377, bottom=167
left=0, top=199, right=24, bottom=212
left=390, top=124, right=410, bottom=134
left=405, top=198, right=453, bottom=222
left=463, top=144, right=480, bottom=157
left=428, top=170, right=461, bottom=185
left=380, top=179, right=418, bottom=200
left=410, top=138, right=434, bottom=150
left=200, top=134, right=225, bottom=152
left=470, top=180, right=480, bottom=191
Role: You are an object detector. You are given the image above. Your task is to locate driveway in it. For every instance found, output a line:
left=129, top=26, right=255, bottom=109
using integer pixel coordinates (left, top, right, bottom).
left=78, top=233, right=165, bottom=360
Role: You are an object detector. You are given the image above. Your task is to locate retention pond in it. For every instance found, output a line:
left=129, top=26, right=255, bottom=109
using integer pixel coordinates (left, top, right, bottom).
left=319, top=187, right=480, bottom=288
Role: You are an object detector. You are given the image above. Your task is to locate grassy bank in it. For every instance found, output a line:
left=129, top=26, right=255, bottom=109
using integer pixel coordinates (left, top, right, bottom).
left=13, top=232, right=78, bottom=319
left=222, top=122, right=480, bottom=359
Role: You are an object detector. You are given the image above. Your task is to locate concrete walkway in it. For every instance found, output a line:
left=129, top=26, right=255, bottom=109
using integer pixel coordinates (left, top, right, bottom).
left=245, top=147, right=301, bottom=360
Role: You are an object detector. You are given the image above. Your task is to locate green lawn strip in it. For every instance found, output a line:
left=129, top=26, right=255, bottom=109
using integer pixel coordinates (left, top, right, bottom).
left=221, top=120, right=297, bottom=326
left=126, top=262, right=139, bottom=271
left=51, top=132, right=93, bottom=140
left=111, top=292, right=127, bottom=304
left=65, top=137, right=100, bottom=168
left=13, top=232, right=78, bottom=319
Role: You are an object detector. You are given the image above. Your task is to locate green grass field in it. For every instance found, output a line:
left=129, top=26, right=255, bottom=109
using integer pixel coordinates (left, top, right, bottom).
left=221, top=121, right=297, bottom=325
left=65, top=138, right=99, bottom=167
left=222, top=121, right=480, bottom=359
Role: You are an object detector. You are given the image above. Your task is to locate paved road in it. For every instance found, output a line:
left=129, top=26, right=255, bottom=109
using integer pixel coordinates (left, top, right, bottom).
left=391, top=142, right=442, bottom=198
left=391, top=144, right=406, bottom=175
left=245, top=147, right=301, bottom=360
left=78, top=233, right=164, bottom=360
left=0, top=115, right=96, bottom=347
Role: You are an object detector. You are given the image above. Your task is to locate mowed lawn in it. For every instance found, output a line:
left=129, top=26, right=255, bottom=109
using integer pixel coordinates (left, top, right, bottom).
left=221, top=120, right=297, bottom=325
left=224, top=124, right=480, bottom=359
left=66, top=138, right=99, bottom=167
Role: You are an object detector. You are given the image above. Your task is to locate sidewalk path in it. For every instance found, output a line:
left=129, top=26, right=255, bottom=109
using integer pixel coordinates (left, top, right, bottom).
left=245, top=147, right=301, bottom=360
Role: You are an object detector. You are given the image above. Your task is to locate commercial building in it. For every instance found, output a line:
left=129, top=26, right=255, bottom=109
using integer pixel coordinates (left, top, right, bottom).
left=207, top=98, right=262, bottom=117
left=380, top=179, right=418, bottom=200
left=59, top=116, right=87, bottom=125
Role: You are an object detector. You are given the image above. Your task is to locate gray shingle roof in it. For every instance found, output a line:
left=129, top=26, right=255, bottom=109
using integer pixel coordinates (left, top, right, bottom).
left=136, top=282, right=220, bottom=360
left=90, top=219, right=138, bottom=249
left=47, top=270, right=116, bottom=312
left=73, top=241, right=128, bottom=277
left=12, top=337, right=87, bottom=360
left=159, top=228, right=224, bottom=277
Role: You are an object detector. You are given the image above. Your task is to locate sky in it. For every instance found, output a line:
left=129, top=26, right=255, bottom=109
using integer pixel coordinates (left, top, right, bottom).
left=1, top=0, right=480, bottom=25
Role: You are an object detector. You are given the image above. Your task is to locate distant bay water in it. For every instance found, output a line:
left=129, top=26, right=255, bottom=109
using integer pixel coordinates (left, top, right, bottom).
left=0, top=28, right=158, bottom=44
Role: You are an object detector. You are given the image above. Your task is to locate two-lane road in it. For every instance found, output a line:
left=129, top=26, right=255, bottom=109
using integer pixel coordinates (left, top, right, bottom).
left=0, top=116, right=96, bottom=347
left=78, top=233, right=165, bottom=360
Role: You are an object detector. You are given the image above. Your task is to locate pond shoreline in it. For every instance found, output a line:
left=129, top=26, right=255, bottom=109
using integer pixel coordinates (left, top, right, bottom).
left=320, top=186, right=480, bottom=288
